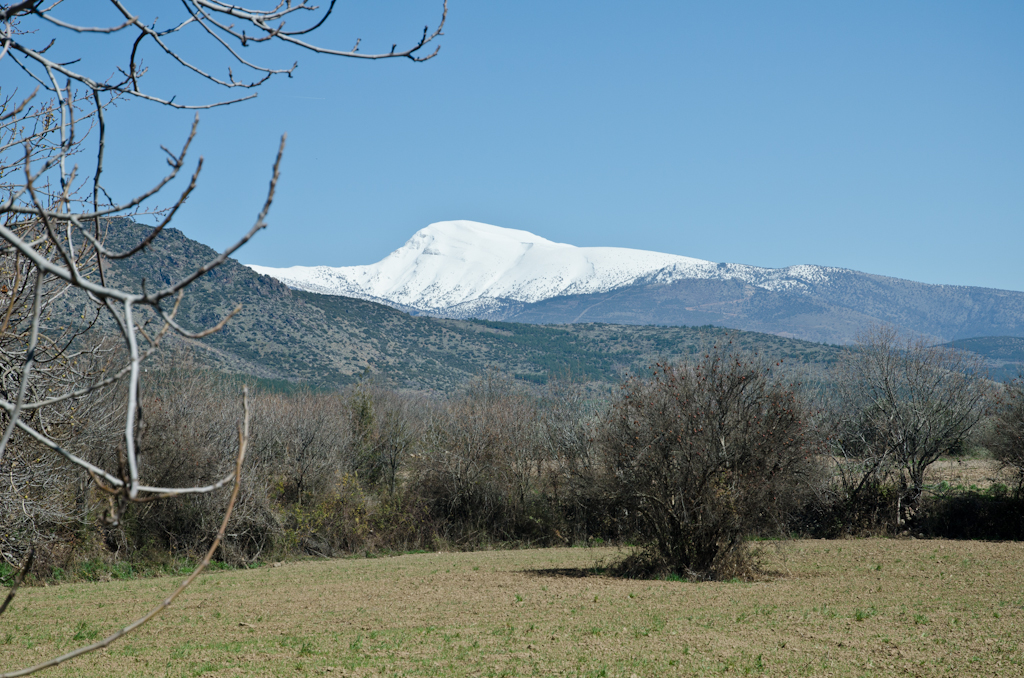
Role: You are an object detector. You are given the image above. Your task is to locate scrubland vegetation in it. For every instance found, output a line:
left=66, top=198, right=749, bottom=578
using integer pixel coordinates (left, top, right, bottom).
left=5, top=330, right=1023, bottom=590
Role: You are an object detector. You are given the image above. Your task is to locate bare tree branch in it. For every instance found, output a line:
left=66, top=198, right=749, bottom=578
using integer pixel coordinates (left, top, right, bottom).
left=0, top=548, right=34, bottom=617
left=0, top=389, right=249, bottom=678
left=0, top=2, right=447, bottom=672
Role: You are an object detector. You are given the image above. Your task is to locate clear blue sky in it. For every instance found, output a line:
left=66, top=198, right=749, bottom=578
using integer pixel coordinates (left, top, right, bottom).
left=17, top=2, right=1024, bottom=291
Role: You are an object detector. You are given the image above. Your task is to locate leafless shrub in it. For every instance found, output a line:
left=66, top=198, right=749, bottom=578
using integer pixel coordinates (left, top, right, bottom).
left=0, top=433, right=86, bottom=573
left=0, top=339, right=125, bottom=573
left=247, top=386, right=362, bottom=557
left=987, top=375, right=1024, bottom=497
left=233, top=382, right=431, bottom=557
left=538, top=376, right=612, bottom=545
left=601, top=346, right=821, bottom=580
left=824, top=327, right=991, bottom=532
left=250, top=388, right=352, bottom=507
left=71, top=372, right=440, bottom=560
left=278, top=473, right=435, bottom=557
left=347, top=382, right=423, bottom=494
left=413, top=371, right=551, bottom=545
left=129, top=364, right=275, bottom=563
left=47, top=353, right=273, bottom=563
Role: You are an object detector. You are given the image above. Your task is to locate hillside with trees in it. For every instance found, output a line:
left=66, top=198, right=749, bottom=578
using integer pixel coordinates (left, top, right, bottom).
left=72, top=219, right=848, bottom=392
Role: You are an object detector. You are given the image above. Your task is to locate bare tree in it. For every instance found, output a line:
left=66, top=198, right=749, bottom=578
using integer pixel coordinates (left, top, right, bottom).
left=252, top=387, right=352, bottom=508
left=987, top=375, right=1024, bottom=497
left=68, top=355, right=281, bottom=562
left=348, top=382, right=419, bottom=495
left=828, top=327, right=991, bottom=528
left=0, top=2, right=447, bottom=675
left=539, top=375, right=604, bottom=544
left=602, top=346, right=820, bottom=579
left=415, top=371, right=546, bottom=543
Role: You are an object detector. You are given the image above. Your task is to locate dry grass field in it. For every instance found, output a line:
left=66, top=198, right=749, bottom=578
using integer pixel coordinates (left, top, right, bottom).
left=924, top=458, right=1015, bottom=490
left=3, top=537, right=1023, bottom=677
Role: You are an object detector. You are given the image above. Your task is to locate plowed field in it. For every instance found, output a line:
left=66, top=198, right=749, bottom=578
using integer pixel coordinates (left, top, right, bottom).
left=4, top=538, right=1023, bottom=676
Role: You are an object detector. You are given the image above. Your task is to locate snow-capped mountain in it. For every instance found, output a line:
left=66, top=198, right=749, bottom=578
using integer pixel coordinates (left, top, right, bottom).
left=243, top=220, right=1024, bottom=343
left=247, top=220, right=839, bottom=318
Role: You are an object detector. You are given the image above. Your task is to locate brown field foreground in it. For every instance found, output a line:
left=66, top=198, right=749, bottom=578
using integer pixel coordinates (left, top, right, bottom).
left=4, top=539, right=1024, bottom=677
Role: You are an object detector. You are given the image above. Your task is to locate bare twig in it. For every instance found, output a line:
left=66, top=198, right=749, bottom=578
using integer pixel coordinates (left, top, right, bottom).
left=0, top=390, right=249, bottom=678
left=0, top=1, right=447, bottom=673
left=0, top=548, right=34, bottom=618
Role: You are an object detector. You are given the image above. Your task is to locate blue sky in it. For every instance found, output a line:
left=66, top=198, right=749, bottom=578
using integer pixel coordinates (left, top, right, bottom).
left=12, top=2, right=1024, bottom=291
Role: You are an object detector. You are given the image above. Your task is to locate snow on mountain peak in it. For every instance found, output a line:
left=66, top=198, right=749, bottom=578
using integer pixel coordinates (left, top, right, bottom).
left=246, top=220, right=836, bottom=315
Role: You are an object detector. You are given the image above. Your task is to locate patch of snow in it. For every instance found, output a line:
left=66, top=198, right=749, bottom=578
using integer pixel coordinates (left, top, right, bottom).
left=246, top=220, right=842, bottom=315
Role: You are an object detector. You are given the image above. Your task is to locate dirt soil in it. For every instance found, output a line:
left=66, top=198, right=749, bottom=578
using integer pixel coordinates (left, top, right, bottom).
left=3, top=539, right=1024, bottom=677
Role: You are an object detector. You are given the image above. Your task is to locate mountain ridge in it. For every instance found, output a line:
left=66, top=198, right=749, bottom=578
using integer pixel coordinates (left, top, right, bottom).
left=247, top=220, right=1024, bottom=344
left=248, top=220, right=841, bottom=311
left=58, top=219, right=846, bottom=392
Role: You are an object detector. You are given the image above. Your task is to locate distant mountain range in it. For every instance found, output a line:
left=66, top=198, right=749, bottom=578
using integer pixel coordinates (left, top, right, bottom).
left=249, top=220, right=1024, bottom=345
left=50, top=220, right=1018, bottom=392
left=75, top=220, right=846, bottom=392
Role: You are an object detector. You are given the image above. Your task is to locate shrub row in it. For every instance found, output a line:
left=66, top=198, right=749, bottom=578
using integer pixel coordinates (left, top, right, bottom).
left=4, top=334, right=1024, bottom=582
